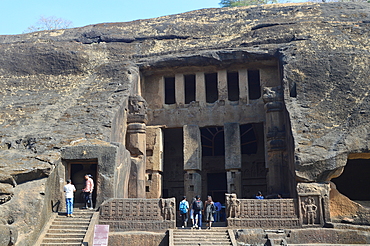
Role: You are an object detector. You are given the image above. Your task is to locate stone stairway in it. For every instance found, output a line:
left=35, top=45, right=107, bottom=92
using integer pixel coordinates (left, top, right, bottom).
left=38, top=210, right=95, bottom=246
left=265, top=229, right=288, bottom=246
left=171, top=228, right=236, bottom=246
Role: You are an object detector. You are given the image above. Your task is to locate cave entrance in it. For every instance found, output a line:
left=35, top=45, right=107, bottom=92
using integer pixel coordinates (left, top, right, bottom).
left=332, top=155, right=370, bottom=206
left=162, top=128, right=184, bottom=199
left=207, top=172, right=227, bottom=204
left=201, top=126, right=226, bottom=204
left=66, top=159, right=98, bottom=207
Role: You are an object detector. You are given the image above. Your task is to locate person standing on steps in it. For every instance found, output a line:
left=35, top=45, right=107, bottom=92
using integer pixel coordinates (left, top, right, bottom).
left=179, top=196, right=189, bottom=228
left=189, top=197, right=196, bottom=228
left=64, top=179, right=76, bottom=217
left=204, top=195, right=215, bottom=229
left=192, top=195, right=203, bottom=230
left=82, top=174, right=94, bottom=210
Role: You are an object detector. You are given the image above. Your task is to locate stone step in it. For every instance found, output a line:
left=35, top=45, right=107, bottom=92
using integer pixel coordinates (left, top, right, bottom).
left=52, top=221, right=90, bottom=226
left=174, top=240, right=232, bottom=244
left=47, top=228, right=87, bottom=234
left=288, top=245, right=366, bottom=246
left=173, top=230, right=232, bottom=246
left=43, top=233, right=85, bottom=239
left=41, top=237, right=83, bottom=243
left=174, top=243, right=232, bottom=246
left=174, top=233, right=229, bottom=237
left=173, top=234, right=229, bottom=238
left=49, top=225, right=88, bottom=230
left=40, top=243, right=82, bottom=246
left=174, top=230, right=229, bottom=233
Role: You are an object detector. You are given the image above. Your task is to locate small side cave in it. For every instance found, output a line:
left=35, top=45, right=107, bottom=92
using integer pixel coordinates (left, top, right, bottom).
left=331, top=158, right=370, bottom=205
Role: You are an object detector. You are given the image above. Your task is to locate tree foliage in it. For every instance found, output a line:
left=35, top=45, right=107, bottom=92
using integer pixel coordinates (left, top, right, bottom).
left=219, top=0, right=278, bottom=7
left=24, top=16, right=73, bottom=33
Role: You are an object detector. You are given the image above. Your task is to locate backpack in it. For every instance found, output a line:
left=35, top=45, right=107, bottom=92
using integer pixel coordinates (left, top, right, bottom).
left=179, top=201, right=188, bottom=214
left=211, top=204, right=216, bottom=214
left=193, top=200, right=202, bottom=211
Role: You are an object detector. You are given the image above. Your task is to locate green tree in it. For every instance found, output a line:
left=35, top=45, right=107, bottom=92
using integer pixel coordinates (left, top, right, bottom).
left=219, top=0, right=278, bottom=7
left=24, top=16, right=73, bottom=33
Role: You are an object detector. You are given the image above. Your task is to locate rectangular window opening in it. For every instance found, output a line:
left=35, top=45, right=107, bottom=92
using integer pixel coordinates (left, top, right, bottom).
left=184, top=74, right=196, bottom=104
left=227, top=71, right=239, bottom=101
left=248, top=70, right=261, bottom=100
left=164, top=77, right=176, bottom=104
left=188, top=173, right=193, bottom=180
left=189, top=185, right=194, bottom=191
left=146, top=149, right=153, bottom=156
left=205, top=73, right=218, bottom=103
left=146, top=186, right=150, bottom=192
left=148, top=174, right=152, bottom=181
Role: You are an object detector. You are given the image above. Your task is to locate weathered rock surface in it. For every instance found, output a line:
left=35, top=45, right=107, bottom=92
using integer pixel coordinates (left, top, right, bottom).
left=1, top=2, right=370, bottom=244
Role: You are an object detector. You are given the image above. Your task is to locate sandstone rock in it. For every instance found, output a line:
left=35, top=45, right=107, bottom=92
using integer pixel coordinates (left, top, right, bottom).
left=0, top=2, right=370, bottom=244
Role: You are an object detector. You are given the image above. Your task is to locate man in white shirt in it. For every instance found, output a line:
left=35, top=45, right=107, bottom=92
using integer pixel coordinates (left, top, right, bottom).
left=64, top=179, right=76, bottom=217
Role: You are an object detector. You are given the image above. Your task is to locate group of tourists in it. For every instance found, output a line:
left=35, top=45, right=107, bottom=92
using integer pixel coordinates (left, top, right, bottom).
left=63, top=174, right=94, bottom=217
left=179, top=195, right=217, bottom=230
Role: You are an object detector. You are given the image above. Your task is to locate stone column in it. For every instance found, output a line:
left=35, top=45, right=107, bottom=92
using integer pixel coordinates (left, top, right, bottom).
left=238, top=69, right=249, bottom=104
left=218, top=70, right=228, bottom=101
left=127, top=95, right=148, bottom=198
left=195, top=72, right=206, bottom=106
left=183, top=125, right=202, bottom=199
left=146, top=126, right=163, bottom=198
left=159, top=76, right=165, bottom=105
left=263, top=86, right=286, bottom=196
left=224, top=123, right=242, bottom=196
left=175, top=74, right=185, bottom=106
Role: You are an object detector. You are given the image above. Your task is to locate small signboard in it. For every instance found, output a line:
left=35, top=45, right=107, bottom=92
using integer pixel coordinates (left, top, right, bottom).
left=92, top=225, right=109, bottom=246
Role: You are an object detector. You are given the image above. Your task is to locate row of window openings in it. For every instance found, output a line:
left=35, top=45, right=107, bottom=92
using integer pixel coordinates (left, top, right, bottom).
left=164, top=70, right=261, bottom=104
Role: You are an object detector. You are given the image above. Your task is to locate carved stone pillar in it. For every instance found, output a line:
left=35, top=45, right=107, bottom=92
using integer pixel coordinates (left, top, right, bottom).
left=226, top=170, right=241, bottom=195
left=238, top=69, right=249, bottom=104
left=224, top=122, right=242, bottom=196
left=195, top=72, right=206, bottom=106
left=127, top=95, right=148, bottom=198
left=146, top=126, right=163, bottom=198
left=175, top=74, right=185, bottom=106
left=183, top=125, right=202, bottom=199
left=263, top=86, right=286, bottom=196
left=218, top=70, right=228, bottom=101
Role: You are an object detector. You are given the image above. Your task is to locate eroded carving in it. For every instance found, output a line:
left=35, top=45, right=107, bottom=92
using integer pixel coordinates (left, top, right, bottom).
left=161, top=198, right=175, bottom=220
left=302, top=196, right=317, bottom=225
left=226, top=193, right=240, bottom=218
left=128, top=95, right=148, bottom=124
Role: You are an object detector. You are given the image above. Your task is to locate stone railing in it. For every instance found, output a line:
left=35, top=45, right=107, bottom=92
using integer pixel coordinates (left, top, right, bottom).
left=226, top=194, right=300, bottom=228
left=99, top=198, right=176, bottom=231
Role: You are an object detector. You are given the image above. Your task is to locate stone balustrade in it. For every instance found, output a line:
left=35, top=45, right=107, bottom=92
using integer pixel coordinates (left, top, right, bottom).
left=226, top=194, right=300, bottom=228
left=99, top=198, right=176, bottom=231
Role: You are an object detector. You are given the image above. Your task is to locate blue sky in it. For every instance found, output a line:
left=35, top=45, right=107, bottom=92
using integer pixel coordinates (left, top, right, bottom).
left=0, top=0, right=221, bottom=35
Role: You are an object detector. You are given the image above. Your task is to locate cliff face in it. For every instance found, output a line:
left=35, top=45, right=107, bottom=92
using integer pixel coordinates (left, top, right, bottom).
left=0, top=2, right=370, bottom=244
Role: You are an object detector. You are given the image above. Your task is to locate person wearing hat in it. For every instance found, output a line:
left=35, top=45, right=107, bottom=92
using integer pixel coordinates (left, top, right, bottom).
left=63, top=179, right=76, bottom=217
left=255, top=191, right=264, bottom=199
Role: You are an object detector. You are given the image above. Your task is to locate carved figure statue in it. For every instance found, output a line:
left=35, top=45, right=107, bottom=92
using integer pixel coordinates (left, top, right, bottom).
left=128, top=95, right=148, bottom=116
left=161, top=198, right=175, bottom=220
left=226, top=193, right=240, bottom=218
left=302, top=197, right=317, bottom=225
